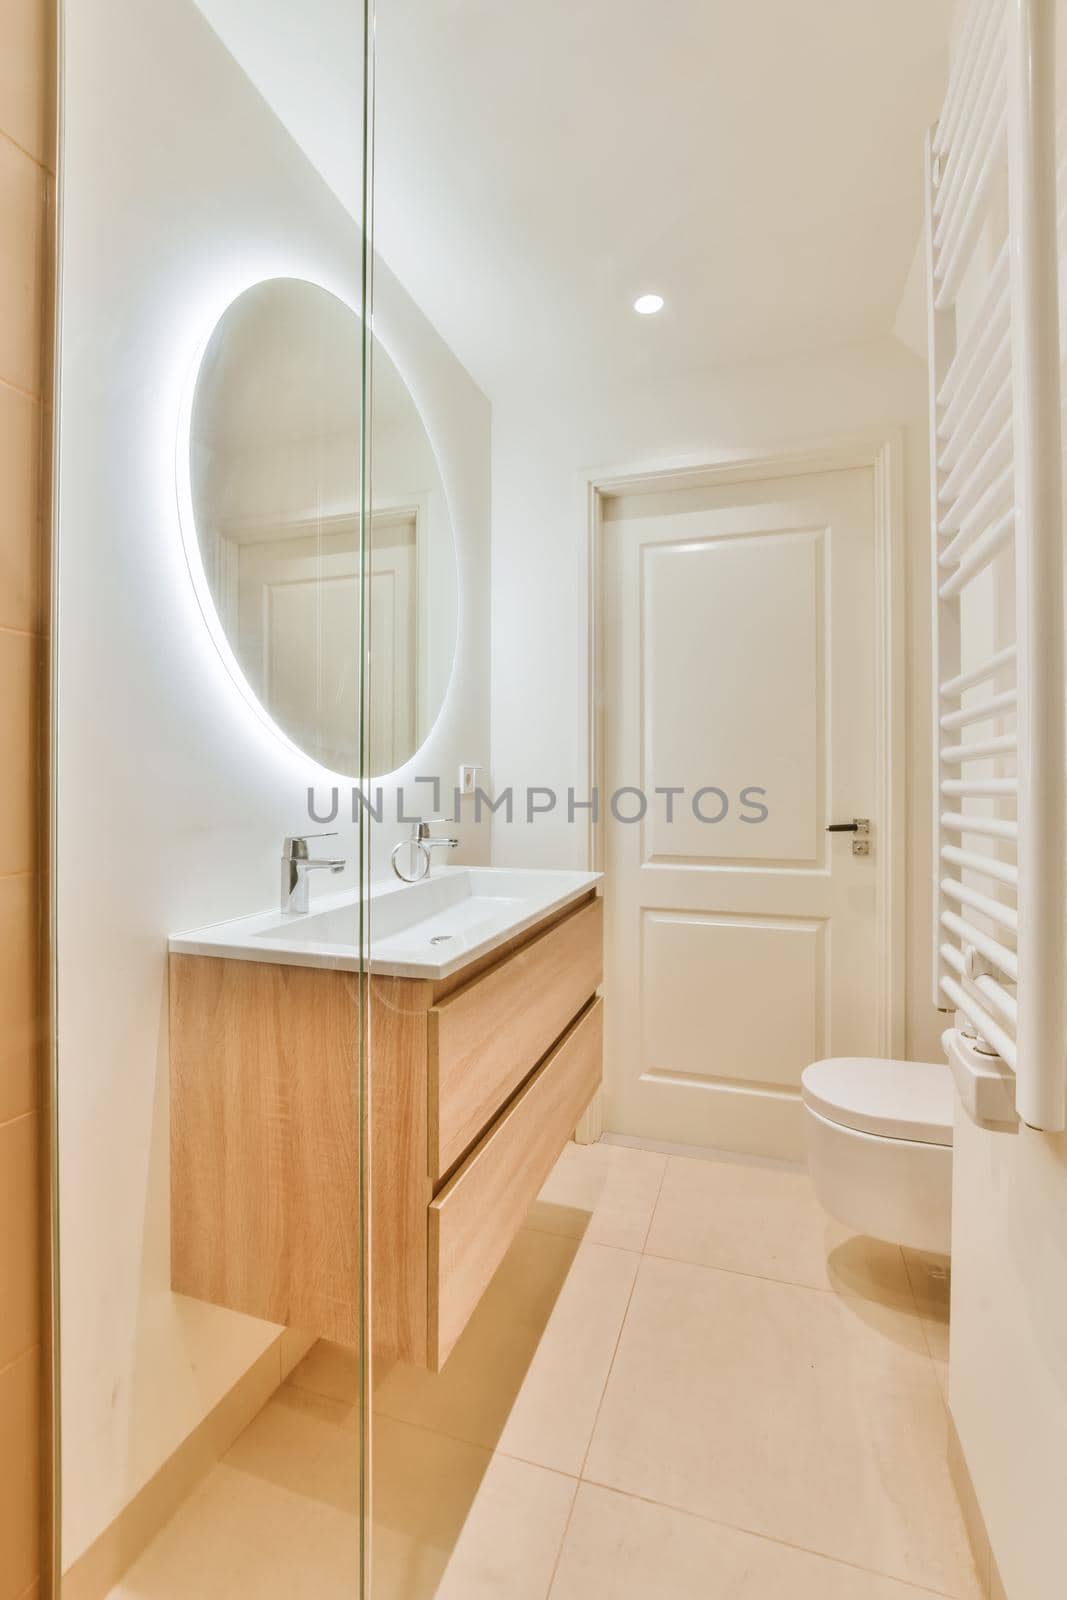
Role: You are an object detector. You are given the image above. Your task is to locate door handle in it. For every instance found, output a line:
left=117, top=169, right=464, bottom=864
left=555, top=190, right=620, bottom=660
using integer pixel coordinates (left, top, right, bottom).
left=826, top=818, right=870, bottom=854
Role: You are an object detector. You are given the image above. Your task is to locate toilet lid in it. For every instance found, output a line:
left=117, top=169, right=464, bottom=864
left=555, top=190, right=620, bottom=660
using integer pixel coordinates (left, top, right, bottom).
left=801, top=1057, right=954, bottom=1147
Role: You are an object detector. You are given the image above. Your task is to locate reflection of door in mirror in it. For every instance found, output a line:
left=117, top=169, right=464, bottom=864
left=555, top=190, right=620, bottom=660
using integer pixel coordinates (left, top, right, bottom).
left=223, top=507, right=419, bottom=776
left=368, top=506, right=419, bottom=775
left=226, top=516, right=359, bottom=774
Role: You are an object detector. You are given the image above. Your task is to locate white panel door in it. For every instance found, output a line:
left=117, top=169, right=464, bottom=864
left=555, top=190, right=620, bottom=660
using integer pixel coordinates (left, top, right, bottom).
left=601, top=467, right=883, bottom=1158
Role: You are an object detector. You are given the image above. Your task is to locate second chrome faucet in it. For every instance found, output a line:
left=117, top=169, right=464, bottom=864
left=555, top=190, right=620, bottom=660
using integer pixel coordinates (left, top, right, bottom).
left=391, top=819, right=459, bottom=883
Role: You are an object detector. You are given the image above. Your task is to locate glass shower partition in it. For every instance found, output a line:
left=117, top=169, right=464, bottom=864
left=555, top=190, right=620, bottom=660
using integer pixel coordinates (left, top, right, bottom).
left=51, top=1, right=375, bottom=1594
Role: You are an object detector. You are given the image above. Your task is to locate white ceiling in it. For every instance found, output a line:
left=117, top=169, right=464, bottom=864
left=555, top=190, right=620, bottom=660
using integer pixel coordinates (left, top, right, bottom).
left=197, top=0, right=955, bottom=398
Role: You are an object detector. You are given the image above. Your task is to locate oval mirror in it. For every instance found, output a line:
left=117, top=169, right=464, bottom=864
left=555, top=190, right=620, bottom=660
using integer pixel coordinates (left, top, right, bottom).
left=183, top=277, right=458, bottom=778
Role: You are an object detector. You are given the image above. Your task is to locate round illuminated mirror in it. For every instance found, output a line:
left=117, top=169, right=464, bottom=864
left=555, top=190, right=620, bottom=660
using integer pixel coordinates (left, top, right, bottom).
left=184, top=277, right=458, bottom=777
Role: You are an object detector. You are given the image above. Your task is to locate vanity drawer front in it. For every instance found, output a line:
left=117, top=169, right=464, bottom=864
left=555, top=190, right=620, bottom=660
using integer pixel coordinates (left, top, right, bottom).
left=429, top=895, right=603, bottom=1175
left=428, top=997, right=603, bottom=1369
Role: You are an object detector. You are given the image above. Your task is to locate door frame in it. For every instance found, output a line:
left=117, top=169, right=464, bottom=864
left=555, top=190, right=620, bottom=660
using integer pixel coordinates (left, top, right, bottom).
left=584, top=431, right=908, bottom=1064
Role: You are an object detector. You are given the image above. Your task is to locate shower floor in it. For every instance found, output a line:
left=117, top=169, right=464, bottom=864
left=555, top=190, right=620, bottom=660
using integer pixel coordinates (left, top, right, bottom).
left=106, top=1141, right=982, bottom=1599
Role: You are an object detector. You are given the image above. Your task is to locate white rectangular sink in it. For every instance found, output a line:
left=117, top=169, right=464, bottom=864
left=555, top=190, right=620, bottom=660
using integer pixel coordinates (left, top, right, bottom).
left=169, top=865, right=602, bottom=980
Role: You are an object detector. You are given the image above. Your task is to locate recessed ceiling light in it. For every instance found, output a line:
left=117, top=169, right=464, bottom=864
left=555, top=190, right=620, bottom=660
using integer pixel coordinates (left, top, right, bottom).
left=633, top=293, right=665, bottom=315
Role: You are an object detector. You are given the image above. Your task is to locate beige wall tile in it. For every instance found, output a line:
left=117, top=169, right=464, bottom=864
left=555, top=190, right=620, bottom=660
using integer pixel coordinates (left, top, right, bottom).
left=0, top=0, right=50, bottom=166
left=0, top=137, right=45, bottom=397
left=0, top=383, right=42, bottom=634
left=0, top=630, right=40, bottom=875
left=0, top=1346, right=40, bottom=1600
left=551, top=1483, right=942, bottom=1600
left=0, top=874, right=39, bottom=1123
left=0, top=12, right=49, bottom=1600
left=0, top=1112, right=39, bottom=1370
left=584, top=1254, right=983, bottom=1598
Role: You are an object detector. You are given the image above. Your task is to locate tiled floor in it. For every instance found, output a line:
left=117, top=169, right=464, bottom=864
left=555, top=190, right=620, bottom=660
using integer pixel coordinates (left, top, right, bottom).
left=108, top=1141, right=975, bottom=1599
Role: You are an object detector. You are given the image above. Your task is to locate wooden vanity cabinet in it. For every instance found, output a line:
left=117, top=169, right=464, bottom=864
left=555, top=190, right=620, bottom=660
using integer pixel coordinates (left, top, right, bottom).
left=170, top=890, right=603, bottom=1370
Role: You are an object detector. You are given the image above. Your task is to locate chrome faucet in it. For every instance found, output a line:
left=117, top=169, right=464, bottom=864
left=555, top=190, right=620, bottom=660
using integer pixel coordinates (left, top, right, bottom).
left=281, top=833, right=346, bottom=913
left=391, top=819, right=459, bottom=883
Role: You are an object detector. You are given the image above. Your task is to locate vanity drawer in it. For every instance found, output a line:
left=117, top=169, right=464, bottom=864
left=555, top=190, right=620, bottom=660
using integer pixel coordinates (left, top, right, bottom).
left=428, top=895, right=603, bottom=1175
left=428, top=996, right=603, bottom=1369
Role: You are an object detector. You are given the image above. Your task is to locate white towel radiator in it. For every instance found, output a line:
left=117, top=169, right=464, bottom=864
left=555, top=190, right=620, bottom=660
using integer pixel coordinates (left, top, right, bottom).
left=925, top=0, right=1066, bottom=1130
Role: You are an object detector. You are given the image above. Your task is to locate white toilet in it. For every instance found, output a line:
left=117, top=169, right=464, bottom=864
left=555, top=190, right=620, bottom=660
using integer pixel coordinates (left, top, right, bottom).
left=801, top=1057, right=954, bottom=1256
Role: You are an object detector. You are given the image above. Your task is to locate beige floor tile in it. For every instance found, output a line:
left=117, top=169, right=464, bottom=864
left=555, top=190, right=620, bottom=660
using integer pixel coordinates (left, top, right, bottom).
left=902, top=1249, right=951, bottom=1316
left=645, top=1154, right=914, bottom=1304
left=108, top=1461, right=361, bottom=1600
left=290, top=1338, right=361, bottom=1405
left=946, top=1415, right=997, bottom=1597
left=375, top=1229, right=637, bottom=1475
left=111, top=1385, right=368, bottom=1596
left=527, top=1139, right=667, bottom=1251
left=375, top=1415, right=576, bottom=1600
left=583, top=1255, right=982, bottom=1598
left=223, top=1386, right=361, bottom=1514
left=279, top=1327, right=317, bottom=1382
left=920, top=1312, right=951, bottom=1365
left=66, top=1341, right=284, bottom=1600
left=928, top=1348, right=950, bottom=1406
left=903, top=1248, right=951, bottom=1375
left=550, top=1482, right=945, bottom=1599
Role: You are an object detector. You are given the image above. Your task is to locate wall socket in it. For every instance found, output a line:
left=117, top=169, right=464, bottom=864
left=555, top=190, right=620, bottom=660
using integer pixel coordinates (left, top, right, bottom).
left=458, top=764, right=480, bottom=796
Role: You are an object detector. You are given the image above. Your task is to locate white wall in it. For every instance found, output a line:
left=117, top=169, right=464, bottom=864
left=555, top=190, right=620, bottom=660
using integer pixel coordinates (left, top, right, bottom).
left=943, top=11, right=1067, bottom=1597
left=893, top=235, right=929, bottom=363
left=371, top=406, right=460, bottom=753
left=489, top=336, right=944, bottom=1065
left=57, top=0, right=488, bottom=1563
left=951, top=1121, right=1067, bottom=1600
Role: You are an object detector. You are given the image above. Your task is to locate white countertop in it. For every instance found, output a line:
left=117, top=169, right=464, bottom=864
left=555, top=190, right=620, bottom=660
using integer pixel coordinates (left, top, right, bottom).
left=169, top=865, right=603, bottom=981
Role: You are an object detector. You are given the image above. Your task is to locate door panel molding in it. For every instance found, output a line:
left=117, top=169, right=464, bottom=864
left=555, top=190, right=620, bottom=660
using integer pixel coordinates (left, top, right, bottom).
left=586, top=432, right=907, bottom=1068
left=639, top=907, right=828, bottom=1096
left=638, top=522, right=826, bottom=868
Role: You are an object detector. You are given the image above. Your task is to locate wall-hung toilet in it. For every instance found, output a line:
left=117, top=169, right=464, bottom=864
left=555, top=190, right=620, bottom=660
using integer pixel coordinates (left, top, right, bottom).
left=801, top=1058, right=954, bottom=1256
